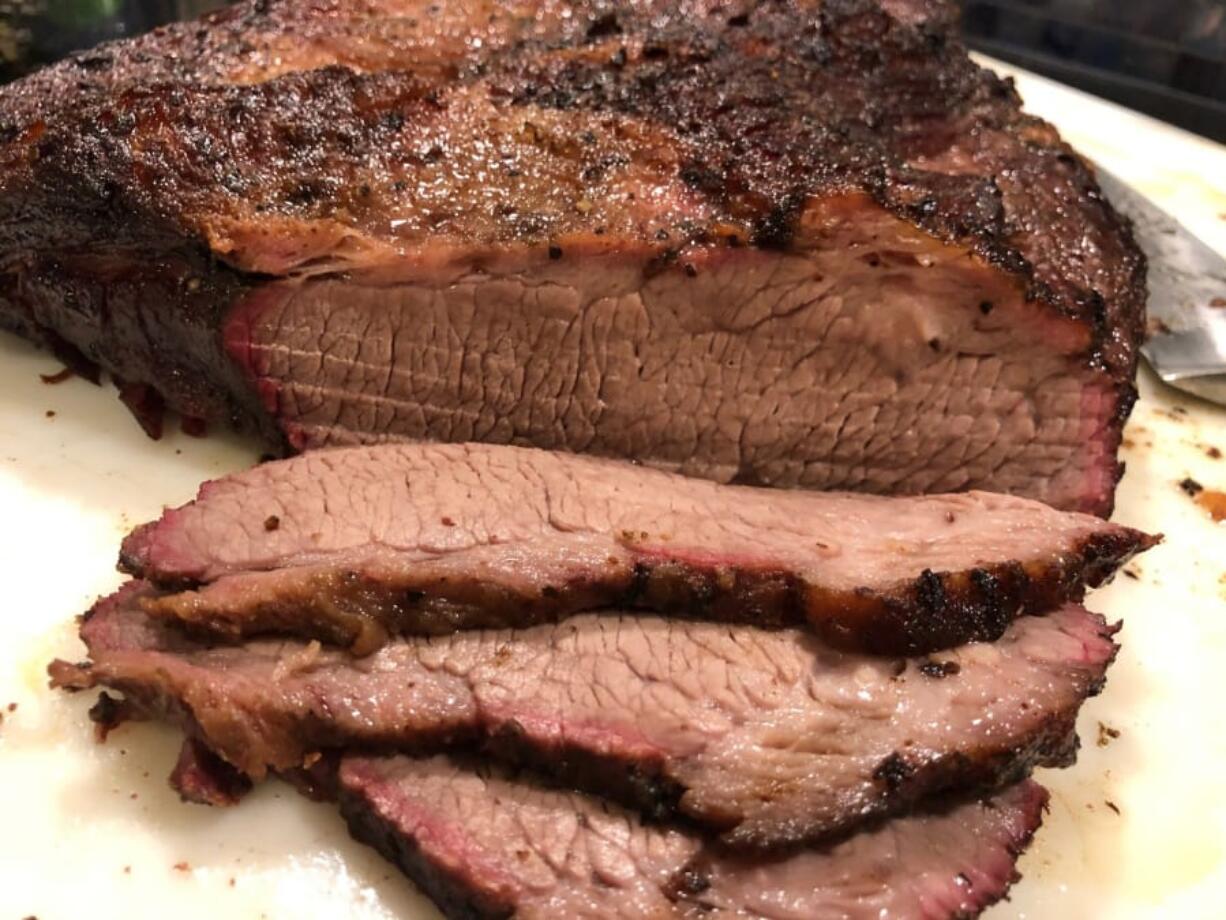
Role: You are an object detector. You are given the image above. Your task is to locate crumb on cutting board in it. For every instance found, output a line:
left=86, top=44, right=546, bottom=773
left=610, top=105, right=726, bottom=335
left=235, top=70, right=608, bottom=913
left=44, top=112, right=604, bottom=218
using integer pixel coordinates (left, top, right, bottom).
left=1097, top=722, right=1121, bottom=747
left=1148, top=318, right=1173, bottom=336
left=39, top=366, right=73, bottom=384
left=1195, top=489, right=1226, bottom=523
left=1180, top=477, right=1204, bottom=497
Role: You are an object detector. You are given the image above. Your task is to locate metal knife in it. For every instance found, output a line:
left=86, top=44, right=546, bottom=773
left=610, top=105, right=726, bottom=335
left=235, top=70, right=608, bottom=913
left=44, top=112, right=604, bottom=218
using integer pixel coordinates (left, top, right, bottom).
left=1096, top=168, right=1226, bottom=405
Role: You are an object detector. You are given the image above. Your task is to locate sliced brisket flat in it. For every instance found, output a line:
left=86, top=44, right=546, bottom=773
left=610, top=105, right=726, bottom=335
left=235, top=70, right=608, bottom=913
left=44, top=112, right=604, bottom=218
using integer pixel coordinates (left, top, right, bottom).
left=339, top=755, right=1047, bottom=919
left=0, top=0, right=1145, bottom=514
left=119, top=442, right=1151, bottom=655
left=51, top=584, right=1115, bottom=848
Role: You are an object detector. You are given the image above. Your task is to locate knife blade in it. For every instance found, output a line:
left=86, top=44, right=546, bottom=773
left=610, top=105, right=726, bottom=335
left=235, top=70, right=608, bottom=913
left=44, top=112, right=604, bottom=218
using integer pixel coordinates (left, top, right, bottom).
left=1095, top=167, right=1226, bottom=405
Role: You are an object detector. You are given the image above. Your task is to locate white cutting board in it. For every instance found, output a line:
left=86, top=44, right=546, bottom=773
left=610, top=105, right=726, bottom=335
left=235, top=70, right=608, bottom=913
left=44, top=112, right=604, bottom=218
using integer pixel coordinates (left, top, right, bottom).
left=1, top=61, right=1225, bottom=919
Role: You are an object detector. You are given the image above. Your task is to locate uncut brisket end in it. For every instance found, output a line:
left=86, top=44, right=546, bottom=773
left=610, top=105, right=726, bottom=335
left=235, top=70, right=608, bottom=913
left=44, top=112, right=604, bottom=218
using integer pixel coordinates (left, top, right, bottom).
left=0, top=0, right=1145, bottom=514
left=119, top=442, right=1154, bottom=656
left=339, top=755, right=1048, bottom=920
left=50, top=585, right=1116, bottom=849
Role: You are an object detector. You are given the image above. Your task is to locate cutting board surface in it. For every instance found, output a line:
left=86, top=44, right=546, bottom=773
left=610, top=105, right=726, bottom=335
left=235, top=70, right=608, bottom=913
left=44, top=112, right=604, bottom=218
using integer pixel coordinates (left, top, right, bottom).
left=1, top=61, right=1224, bottom=919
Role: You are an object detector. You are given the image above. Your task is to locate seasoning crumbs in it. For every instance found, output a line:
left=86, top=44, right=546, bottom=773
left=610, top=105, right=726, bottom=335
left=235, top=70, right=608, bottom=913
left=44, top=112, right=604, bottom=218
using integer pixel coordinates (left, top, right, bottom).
left=1097, top=722, right=1121, bottom=747
left=1180, top=477, right=1204, bottom=497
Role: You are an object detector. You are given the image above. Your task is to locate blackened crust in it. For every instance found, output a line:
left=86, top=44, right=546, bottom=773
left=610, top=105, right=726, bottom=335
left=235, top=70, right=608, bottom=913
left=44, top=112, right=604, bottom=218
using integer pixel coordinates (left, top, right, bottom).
left=808, top=526, right=1156, bottom=655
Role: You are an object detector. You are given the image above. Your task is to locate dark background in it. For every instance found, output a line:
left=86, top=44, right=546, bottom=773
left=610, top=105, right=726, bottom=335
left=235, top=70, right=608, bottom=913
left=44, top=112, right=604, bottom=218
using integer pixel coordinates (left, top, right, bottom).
left=1, top=0, right=1224, bottom=142
left=964, top=0, right=1226, bottom=143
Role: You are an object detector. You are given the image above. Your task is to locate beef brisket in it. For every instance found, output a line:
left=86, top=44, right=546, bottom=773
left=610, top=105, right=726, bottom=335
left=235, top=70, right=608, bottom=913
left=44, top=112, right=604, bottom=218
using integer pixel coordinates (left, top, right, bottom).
left=119, top=442, right=1152, bottom=655
left=0, top=0, right=1145, bottom=514
left=51, top=584, right=1115, bottom=848
left=339, top=754, right=1047, bottom=919
left=169, top=736, right=253, bottom=806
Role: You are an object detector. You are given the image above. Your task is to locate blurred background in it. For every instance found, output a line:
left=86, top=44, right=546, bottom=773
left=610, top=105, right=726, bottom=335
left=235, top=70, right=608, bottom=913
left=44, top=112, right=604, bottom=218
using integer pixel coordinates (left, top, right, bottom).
left=1, top=0, right=1224, bottom=142
left=0, top=0, right=225, bottom=82
left=964, top=1, right=1226, bottom=142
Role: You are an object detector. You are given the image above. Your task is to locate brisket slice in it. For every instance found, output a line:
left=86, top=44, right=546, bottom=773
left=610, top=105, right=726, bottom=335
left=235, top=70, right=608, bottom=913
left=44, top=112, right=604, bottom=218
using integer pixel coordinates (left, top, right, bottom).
left=169, top=736, right=253, bottom=806
left=50, top=584, right=1115, bottom=849
left=339, top=755, right=1047, bottom=920
left=0, top=0, right=1145, bottom=515
left=119, top=442, right=1152, bottom=656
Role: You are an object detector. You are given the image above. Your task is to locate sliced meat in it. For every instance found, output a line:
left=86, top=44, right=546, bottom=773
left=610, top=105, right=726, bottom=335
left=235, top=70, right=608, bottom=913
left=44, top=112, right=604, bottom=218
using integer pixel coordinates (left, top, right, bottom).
left=340, top=754, right=1048, bottom=919
left=0, top=1, right=1146, bottom=515
left=120, top=443, right=1152, bottom=655
left=51, top=586, right=1116, bottom=848
left=169, top=736, right=253, bottom=806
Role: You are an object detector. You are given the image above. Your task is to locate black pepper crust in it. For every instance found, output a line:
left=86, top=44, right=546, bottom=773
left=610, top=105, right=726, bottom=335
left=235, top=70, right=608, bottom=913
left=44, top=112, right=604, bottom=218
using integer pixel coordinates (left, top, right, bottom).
left=0, top=0, right=1145, bottom=385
